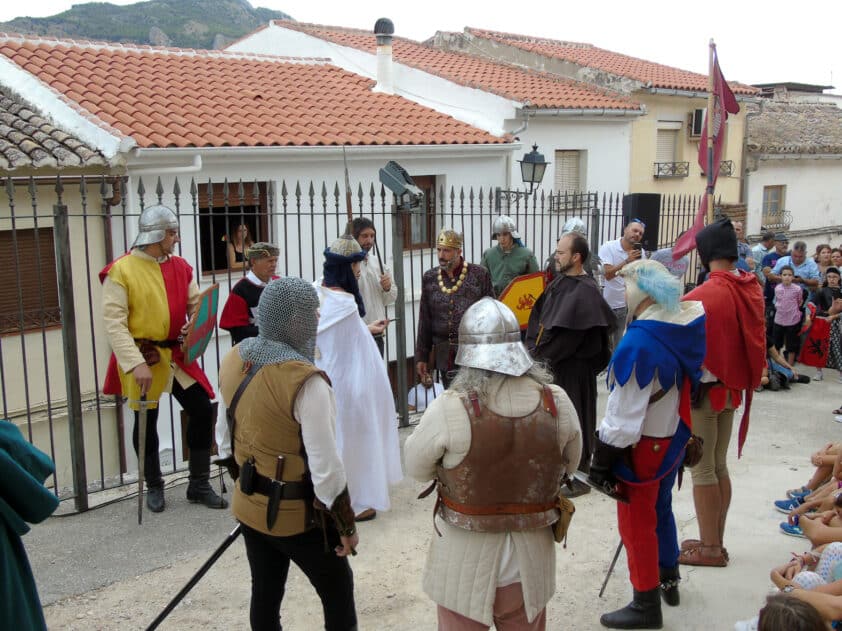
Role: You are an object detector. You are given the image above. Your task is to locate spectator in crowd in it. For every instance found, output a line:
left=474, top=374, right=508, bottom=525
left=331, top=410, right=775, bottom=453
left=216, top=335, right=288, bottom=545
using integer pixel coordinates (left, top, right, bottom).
left=816, top=245, right=834, bottom=283
left=751, top=231, right=776, bottom=283
left=773, top=266, right=806, bottom=366
left=771, top=241, right=821, bottom=295
left=831, top=248, right=842, bottom=270
left=407, top=372, right=444, bottom=413
left=734, top=221, right=753, bottom=266
left=809, top=267, right=842, bottom=383
left=353, top=217, right=397, bottom=357
left=226, top=223, right=253, bottom=270
left=762, top=233, right=791, bottom=315
left=599, top=220, right=646, bottom=349
left=480, top=215, right=539, bottom=296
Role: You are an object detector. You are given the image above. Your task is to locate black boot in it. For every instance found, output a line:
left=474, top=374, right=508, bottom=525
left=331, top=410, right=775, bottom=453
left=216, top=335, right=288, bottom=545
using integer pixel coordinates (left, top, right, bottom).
left=187, top=449, right=228, bottom=509
left=144, top=450, right=165, bottom=513
left=659, top=566, right=680, bottom=607
left=600, top=588, right=663, bottom=629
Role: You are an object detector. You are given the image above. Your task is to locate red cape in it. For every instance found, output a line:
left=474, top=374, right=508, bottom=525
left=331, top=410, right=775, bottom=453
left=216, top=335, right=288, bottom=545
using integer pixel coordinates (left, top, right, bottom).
left=684, top=270, right=765, bottom=456
left=99, top=254, right=215, bottom=400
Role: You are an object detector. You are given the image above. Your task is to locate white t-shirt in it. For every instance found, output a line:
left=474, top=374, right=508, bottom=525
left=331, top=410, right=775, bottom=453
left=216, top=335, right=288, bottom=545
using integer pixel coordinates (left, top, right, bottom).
left=598, top=238, right=646, bottom=309
left=408, top=383, right=444, bottom=412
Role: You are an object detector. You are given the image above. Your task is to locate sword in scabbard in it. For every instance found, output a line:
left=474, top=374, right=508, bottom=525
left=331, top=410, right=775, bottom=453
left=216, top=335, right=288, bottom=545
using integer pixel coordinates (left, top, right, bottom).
left=137, top=393, right=148, bottom=525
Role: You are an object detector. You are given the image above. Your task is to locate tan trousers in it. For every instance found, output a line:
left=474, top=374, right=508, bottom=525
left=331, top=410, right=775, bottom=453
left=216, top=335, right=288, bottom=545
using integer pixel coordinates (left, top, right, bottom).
left=436, top=583, right=546, bottom=631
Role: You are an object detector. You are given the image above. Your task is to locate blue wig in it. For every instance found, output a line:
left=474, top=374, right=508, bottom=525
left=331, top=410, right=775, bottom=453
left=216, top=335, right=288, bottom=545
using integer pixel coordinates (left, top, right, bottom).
left=623, top=260, right=682, bottom=312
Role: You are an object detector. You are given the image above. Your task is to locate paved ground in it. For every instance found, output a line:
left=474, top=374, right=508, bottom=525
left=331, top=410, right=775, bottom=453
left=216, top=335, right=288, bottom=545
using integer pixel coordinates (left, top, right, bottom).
left=24, top=368, right=842, bottom=630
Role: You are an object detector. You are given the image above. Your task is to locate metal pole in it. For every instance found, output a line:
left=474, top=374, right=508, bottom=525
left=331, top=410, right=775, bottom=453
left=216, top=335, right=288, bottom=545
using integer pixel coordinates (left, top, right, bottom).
left=599, top=539, right=624, bottom=598
left=53, top=200, right=89, bottom=512
left=391, top=200, right=410, bottom=428
left=146, top=524, right=242, bottom=630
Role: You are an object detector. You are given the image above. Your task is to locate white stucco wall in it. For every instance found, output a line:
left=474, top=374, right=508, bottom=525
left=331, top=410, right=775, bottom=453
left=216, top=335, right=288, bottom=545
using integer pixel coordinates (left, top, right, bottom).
left=746, top=157, right=842, bottom=236
left=515, top=116, right=633, bottom=195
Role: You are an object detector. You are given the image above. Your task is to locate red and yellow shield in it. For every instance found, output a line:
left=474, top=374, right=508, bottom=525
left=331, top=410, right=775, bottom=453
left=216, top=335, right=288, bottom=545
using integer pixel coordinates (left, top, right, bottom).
left=498, top=272, right=546, bottom=330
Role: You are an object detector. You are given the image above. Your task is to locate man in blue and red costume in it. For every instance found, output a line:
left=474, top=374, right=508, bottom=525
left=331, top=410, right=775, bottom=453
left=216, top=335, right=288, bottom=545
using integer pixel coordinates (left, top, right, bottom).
left=589, top=259, right=706, bottom=629
left=679, top=217, right=766, bottom=568
left=100, top=204, right=226, bottom=513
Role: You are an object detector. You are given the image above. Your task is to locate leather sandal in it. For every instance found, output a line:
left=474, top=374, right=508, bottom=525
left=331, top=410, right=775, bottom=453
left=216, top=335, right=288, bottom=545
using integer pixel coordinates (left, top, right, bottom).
left=355, top=509, right=377, bottom=521
left=678, top=544, right=727, bottom=567
left=680, top=539, right=729, bottom=561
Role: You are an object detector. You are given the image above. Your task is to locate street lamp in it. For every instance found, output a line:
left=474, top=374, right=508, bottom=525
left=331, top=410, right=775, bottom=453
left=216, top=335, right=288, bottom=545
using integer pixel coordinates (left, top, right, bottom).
left=496, top=144, right=550, bottom=210
left=518, top=144, right=548, bottom=195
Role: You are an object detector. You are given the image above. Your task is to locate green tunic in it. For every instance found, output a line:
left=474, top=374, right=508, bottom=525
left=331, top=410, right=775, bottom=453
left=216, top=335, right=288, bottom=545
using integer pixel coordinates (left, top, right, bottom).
left=1, top=420, right=59, bottom=631
left=480, top=244, right=539, bottom=296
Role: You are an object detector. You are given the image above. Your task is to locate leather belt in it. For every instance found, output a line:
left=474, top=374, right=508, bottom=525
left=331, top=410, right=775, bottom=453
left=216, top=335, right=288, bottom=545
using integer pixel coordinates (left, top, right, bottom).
left=248, top=470, right=314, bottom=501
left=440, top=495, right=557, bottom=516
left=134, top=337, right=181, bottom=348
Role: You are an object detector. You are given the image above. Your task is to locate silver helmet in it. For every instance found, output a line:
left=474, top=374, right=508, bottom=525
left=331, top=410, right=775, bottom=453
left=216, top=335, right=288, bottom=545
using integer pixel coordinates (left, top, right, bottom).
left=132, top=204, right=179, bottom=248
left=492, top=215, right=520, bottom=240
left=562, top=216, right=587, bottom=236
left=455, top=297, right=533, bottom=376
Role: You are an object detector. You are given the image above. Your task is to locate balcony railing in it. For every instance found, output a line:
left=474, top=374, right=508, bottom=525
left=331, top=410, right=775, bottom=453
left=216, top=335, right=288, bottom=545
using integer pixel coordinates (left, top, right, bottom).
left=761, top=209, right=792, bottom=230
left=654, top=161, right=690, bottom=178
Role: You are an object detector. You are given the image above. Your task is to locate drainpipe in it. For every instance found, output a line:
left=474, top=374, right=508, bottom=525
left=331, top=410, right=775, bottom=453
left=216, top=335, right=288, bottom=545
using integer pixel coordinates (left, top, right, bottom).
left=373, top=18, right=395, bottom=95
left=740, top=100, right=764, bottom=209
left=505, top=111, right=531, bottom=190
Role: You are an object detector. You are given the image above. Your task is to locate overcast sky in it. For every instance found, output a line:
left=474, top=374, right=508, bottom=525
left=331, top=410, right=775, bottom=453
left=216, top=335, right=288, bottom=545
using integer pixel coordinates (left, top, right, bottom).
left=1, top=0, right=839, bottom=93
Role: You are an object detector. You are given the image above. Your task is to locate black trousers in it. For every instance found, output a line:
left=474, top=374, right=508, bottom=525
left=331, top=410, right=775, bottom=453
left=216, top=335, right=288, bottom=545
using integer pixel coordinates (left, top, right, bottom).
left=241, top=523, right=357, bottom=631
left=131, top=381, right=214, bottom=481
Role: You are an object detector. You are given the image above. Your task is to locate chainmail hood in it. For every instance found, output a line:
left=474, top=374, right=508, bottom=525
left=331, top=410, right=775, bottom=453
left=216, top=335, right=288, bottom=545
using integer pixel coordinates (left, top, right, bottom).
left=238, top=277, right=319, bottom=367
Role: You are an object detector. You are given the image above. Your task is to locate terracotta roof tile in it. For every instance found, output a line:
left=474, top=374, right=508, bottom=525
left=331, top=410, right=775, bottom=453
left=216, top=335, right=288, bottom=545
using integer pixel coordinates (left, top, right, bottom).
left=0, top=34, right=507, bottom=148
left=0, top=87, right=108, bottom=171
left=464, top=28, right=758, bottom=95
left=274, top=21, right=642, bottom=112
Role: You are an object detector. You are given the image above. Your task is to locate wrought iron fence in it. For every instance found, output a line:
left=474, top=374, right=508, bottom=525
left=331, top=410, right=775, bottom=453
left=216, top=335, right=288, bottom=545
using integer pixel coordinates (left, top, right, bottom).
left=653, top=162, right=690, bottom=178
left=0, top=174, right=705, bottom=510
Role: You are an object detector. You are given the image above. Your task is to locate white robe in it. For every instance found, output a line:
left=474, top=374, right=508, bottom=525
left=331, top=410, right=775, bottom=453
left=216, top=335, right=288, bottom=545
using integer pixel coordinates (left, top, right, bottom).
left=315, top=285, right=403, bottom=513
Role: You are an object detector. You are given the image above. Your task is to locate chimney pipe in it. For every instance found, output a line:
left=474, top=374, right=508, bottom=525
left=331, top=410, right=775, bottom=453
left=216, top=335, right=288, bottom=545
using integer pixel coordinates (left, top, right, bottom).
left=373, top=18, right=395, bottom=95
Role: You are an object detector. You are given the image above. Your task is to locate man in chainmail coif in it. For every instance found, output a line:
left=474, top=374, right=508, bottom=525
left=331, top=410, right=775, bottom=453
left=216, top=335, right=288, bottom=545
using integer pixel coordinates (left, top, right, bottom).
left=219, top=276, right=358, bottom=630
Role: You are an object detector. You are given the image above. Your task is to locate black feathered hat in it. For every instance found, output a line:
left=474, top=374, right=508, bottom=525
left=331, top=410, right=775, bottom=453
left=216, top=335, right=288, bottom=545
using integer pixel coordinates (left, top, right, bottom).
left=695, top=217, right=738, bottom=267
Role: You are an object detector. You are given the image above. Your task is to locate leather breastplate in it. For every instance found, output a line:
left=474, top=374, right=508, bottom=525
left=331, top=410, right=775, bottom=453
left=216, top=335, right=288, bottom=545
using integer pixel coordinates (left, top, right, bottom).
left=435, top=386, right=564, bottom=532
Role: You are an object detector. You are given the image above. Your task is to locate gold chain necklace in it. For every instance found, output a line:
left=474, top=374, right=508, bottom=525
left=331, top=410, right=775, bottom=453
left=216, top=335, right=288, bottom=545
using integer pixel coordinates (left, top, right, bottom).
left=438, top=264, right=468, bottom=295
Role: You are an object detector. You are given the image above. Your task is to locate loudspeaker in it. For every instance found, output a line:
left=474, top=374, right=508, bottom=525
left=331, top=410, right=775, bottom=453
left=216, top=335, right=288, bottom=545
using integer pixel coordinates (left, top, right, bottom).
left=622, top=193, right=661, bottom=251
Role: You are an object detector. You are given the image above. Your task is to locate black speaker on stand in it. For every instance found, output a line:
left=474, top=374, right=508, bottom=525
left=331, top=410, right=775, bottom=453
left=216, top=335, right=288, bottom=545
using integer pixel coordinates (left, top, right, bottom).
left=622, top=193, right=661, bottom=251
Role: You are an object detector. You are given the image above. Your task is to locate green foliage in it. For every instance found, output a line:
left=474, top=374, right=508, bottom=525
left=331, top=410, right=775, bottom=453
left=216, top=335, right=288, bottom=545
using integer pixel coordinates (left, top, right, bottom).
left=0, top=0, right=292, bottom=49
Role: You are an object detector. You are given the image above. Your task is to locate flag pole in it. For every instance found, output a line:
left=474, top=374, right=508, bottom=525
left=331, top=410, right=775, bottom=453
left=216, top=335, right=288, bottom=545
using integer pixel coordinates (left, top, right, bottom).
left=705, top=39, right=716, bottom=224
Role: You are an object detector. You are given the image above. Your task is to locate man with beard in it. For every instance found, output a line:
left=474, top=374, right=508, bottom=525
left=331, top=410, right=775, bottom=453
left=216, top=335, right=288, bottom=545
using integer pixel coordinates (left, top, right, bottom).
left=588, top=260, right=706, bottom=629
left=100, top=205, right=226, bottom=513
left=480, top=215, right=539, bottom=296
left=527, top=232, right=615, bottom=497
left=415, top=228, right=494, bottom=387
left=599, top=220, right=646, bottom=349
left=352, top=217, right=397, bottom=356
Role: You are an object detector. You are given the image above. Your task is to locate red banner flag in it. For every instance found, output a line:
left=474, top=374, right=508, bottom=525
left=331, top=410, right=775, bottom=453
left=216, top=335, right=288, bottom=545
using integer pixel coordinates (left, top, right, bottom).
left=697, top=53, right=740, bottom=181
left=673, top=49, right=740, bottom=260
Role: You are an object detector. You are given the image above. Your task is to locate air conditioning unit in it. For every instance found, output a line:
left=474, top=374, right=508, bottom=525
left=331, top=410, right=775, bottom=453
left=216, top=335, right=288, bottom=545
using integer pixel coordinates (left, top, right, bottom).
left=688, top=108, right=705, bottom=138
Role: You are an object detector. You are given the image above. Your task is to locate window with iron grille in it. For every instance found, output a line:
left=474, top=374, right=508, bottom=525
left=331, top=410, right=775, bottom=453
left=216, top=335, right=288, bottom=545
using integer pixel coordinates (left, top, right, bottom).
left=403, top=175, right=436, bottom=251
left=198, top=182, right=268, bottom=274
left=0, top=228, right=61, bottom=334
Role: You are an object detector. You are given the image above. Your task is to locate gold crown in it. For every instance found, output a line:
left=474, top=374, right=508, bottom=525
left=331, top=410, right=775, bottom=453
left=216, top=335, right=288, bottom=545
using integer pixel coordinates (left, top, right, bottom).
left=437, top=228, right=463, bottom=249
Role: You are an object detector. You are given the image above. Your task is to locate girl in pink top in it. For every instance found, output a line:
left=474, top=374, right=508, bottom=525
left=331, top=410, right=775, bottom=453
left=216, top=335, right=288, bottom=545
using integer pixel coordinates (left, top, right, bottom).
left=774, top=266, right=805, bottom=364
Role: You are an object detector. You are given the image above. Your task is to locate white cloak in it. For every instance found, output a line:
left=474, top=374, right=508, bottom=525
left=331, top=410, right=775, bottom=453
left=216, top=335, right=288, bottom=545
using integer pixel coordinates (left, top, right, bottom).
left=314, top=285, right=403, bottom=513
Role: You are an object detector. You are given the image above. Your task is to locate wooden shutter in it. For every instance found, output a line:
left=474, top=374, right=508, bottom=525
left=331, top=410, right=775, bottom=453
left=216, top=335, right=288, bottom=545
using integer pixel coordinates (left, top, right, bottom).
left=0, top=228, right=61, bottom=334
